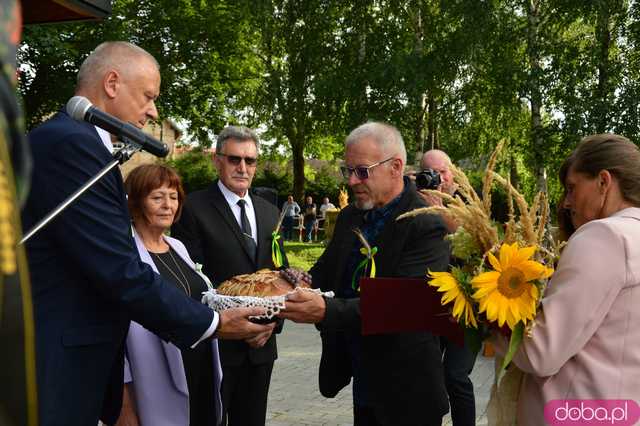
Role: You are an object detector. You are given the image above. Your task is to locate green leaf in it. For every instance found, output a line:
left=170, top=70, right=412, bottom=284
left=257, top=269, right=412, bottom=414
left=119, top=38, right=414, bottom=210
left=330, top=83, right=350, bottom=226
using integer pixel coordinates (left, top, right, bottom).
left=498, top=322, right=524, bottom=382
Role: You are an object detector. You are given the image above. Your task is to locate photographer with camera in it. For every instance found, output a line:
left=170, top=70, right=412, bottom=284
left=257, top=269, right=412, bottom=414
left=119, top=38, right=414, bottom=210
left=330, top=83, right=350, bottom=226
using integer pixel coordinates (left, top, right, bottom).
left=417, top=150, right=455, bottom=204
left=419, top=149, right=476, bottom=426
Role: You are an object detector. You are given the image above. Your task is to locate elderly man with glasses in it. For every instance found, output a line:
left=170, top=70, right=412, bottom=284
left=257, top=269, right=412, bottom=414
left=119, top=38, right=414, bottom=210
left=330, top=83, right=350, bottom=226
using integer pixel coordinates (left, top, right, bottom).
left=279, top=122, right=451, bottom=426
left=172, top=125, right=288, bottom=426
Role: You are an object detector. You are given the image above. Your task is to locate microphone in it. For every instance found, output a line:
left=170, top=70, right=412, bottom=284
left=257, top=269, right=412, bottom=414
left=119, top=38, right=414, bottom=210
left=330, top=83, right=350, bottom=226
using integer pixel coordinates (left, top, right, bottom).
left=66, top=96, right=169, bottom=158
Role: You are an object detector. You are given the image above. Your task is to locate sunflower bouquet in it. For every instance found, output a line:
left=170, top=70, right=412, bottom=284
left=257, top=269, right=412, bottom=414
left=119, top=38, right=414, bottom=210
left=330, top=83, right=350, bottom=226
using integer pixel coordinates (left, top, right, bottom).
left=399, top=141, right=559, bottom=370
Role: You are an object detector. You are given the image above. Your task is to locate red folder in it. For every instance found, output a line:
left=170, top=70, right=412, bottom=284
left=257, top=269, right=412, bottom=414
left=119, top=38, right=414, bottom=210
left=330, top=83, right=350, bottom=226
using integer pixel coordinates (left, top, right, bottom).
left=359, top=277, right=465, bottom=346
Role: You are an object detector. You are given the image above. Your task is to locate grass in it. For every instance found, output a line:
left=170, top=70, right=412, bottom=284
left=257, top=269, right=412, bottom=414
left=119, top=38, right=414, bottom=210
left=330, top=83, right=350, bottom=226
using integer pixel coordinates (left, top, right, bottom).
left=283, top=241, right=325, bottom=270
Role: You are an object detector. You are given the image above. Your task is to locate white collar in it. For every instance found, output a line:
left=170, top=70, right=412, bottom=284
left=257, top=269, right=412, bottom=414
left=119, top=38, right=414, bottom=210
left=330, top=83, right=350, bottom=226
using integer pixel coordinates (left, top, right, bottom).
left=95, top=126, right=114, bottom=154
left=217, top=180, right=253, bottom=209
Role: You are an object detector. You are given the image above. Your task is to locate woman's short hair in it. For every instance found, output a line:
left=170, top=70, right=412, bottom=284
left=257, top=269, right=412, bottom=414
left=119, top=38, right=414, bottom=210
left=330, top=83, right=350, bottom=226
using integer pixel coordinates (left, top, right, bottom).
left=124, top=164, right=185, bottom=225
left=560, top=133, right=640, bottom=206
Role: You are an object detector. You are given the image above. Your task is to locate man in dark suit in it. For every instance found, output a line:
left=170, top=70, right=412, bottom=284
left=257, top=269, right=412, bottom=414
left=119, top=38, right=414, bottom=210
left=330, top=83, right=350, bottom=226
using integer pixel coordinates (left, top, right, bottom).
left=172, top=125, right=288, bottom=426
left=421, top=149, right=477, bottom=426
left=280, top=122, right=450, bottom=425
left=21, top=42, right=271, bottom=426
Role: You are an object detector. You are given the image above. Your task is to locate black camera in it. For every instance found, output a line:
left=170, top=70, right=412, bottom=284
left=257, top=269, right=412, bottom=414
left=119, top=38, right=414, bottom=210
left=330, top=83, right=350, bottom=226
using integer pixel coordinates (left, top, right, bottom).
left=415, top=168, right=441, bottom=190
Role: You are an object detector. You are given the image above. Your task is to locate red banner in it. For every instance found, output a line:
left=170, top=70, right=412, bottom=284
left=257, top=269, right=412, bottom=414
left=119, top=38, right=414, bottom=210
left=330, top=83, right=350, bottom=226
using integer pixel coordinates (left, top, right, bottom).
left=360, top=277, right=465, bottom=346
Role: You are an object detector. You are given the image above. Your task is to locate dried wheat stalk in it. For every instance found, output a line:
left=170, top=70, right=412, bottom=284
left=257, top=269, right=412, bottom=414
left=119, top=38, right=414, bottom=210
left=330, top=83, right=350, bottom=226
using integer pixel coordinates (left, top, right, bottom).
left=482, top=139, right=505, bottom=215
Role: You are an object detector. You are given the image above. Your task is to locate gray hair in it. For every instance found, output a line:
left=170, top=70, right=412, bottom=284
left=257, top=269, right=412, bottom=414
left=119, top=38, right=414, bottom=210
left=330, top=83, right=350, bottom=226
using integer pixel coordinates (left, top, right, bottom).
left=77, top=41, right=159, bottom=90
left=216, top=125, right=260, bottom=152
left=345, top=122, right=407, bottom=165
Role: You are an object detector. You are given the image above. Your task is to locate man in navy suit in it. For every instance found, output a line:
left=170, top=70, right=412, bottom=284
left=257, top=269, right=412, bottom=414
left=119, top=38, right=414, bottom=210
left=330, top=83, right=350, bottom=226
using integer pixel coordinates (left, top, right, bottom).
left=21, top=42, right=271, bottom=426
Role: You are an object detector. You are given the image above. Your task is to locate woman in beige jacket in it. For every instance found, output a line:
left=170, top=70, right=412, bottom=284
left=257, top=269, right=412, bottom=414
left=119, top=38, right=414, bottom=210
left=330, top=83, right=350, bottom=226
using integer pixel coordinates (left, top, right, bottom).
left=494, top=134, right=640, bottom=425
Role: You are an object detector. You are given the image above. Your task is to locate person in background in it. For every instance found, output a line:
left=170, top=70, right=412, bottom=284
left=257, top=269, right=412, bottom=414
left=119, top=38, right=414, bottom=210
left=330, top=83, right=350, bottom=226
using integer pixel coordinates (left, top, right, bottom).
left=319, top=196, right=336, bottom=218
left=172, top=125, right=288, bottom=426
left=281, top=194, right=300, bottom=241
left=492, top=134, right=640, bottom=425
left=302, top=195, right=317, bottom=242
left=420, top=149, right=476, bottom=426
left=419, top=149, right=458, bottom=232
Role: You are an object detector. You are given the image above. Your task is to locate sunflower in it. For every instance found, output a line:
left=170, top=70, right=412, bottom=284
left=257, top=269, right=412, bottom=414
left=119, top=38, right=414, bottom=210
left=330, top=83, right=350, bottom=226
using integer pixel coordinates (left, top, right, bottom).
left=471, top=243, right=553, bottom=329
left=428, top=270, right=478, bottom=328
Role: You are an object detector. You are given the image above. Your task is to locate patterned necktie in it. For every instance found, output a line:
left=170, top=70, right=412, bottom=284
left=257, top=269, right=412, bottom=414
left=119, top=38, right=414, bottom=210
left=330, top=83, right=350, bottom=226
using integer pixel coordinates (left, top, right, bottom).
left=237, top=199, right=257, bottom=262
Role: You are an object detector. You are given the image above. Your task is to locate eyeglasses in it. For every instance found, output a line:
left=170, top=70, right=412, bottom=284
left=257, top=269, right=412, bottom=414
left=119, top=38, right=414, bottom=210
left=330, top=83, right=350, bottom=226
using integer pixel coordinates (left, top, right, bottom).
left=340, top=157, right=395, bottom=180
left=217, top=153, right=258, bottom=167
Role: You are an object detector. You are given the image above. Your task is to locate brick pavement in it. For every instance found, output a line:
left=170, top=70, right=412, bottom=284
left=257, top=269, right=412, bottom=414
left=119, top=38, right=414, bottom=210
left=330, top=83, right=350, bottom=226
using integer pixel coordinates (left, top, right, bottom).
left=267, top=322, right=494, bottom=425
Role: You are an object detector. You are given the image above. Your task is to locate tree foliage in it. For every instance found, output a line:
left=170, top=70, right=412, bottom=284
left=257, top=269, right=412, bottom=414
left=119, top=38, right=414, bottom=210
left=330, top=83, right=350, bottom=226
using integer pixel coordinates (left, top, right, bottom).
left=164, top=148, right=215, bottom=194
left=18, top=0, right=640, bottom=202
left=19, top=0, right=261, bottom=139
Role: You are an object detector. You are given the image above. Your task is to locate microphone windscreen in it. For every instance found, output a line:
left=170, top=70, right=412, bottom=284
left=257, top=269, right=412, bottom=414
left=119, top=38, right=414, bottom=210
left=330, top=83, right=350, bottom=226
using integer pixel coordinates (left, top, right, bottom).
left=66, top=96, right=92, bottom=121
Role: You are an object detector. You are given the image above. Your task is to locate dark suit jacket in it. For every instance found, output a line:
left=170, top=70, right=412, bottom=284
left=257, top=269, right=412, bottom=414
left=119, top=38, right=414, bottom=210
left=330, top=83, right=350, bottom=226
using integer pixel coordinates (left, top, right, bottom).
left=171, top=181, right=288, bottom=366
left=310, top=182, right=450, bottom=426
left=21, top=112, right=214, bottom=426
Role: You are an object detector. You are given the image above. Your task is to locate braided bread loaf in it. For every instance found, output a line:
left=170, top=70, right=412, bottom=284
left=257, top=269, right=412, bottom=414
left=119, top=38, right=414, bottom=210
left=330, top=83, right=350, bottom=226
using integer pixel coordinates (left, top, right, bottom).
left=216, top=269, right=310, bottom=297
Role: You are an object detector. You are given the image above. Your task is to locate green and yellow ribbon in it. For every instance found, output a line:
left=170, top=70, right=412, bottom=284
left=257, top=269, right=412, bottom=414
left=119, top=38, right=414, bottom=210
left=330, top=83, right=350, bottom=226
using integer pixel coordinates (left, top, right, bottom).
left=351, top=246, right=378, bottom=291
left=271, top=231, right=284, bottom=268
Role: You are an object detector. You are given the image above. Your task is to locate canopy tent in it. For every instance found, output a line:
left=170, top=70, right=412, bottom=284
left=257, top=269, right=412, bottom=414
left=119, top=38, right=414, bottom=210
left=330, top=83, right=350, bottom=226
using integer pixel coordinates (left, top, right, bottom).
left=22, top=0, right=111, bottom=24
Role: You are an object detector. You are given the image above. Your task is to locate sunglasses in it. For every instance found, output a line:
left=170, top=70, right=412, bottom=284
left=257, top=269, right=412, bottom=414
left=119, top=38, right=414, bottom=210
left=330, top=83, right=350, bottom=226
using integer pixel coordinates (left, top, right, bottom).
left=217, top=153, right=258, bottom=167
left=340, top=157, right=395, bottom=180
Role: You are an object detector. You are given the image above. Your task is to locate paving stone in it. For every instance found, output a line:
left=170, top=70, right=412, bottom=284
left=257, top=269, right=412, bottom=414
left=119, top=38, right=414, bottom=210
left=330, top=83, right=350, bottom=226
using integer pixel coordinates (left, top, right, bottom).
left=267, top=322, right=494, bottom=425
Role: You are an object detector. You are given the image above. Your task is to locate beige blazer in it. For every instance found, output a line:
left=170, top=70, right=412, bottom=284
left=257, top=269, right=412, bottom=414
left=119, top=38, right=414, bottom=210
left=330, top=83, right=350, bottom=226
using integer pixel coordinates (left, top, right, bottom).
left=494, top=207, right=640, bottom=425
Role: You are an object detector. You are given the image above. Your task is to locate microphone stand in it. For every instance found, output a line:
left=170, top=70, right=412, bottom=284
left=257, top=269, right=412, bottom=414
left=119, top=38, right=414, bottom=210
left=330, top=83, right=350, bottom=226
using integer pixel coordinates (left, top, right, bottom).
left=20, top=137, right=142, bottom=244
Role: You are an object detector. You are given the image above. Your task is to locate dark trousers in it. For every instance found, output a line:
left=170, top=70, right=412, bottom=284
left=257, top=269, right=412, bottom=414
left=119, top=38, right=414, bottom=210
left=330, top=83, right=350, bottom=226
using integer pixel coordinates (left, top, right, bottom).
left=355, top=404, right=443, bottom=426
left=220, top=360, right=274, bottom=426
left=282, top=216, right=294, bottom=240
left=354, top=404, right=382, bottom=426
left=441, top=336, right=476, bottom=426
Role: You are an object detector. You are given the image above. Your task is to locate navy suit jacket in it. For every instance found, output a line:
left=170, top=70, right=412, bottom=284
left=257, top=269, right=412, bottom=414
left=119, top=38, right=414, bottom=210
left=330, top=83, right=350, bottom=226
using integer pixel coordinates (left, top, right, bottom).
left=22, top=112, right=214, bottom=426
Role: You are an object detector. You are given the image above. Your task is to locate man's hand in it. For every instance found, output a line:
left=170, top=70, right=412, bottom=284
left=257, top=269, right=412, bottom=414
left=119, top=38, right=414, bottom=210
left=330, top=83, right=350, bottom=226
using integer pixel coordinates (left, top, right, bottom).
left=215, top=307, right=273, bottom=340
left=418, top=189, right=459, bottom=232
left=418, top=189, right=444, bottom=207
left=280, top=268, right=313, bottom=288
left=245, top=322, right=276, bottom=348
left=114, top=384, right=140, bottom=426
left=278, top=289, right=326, bottom=324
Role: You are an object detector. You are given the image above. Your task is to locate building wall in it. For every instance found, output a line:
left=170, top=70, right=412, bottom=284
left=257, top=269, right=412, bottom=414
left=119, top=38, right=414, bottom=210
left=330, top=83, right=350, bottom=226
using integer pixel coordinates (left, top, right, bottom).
left=119, top=120, right=181, bottom=179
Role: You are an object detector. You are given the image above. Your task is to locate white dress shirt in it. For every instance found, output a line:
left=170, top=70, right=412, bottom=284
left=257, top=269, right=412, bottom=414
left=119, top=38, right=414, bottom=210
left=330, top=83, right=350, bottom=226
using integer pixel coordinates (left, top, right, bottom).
left=95, top=126, right=114, bottom=154
left=217, top=180, right=258, bottom=244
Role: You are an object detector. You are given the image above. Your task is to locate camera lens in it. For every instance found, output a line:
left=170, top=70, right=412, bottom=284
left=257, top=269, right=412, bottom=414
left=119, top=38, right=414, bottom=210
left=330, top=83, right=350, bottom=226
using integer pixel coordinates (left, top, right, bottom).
left=415, top=169, right=441, bottom=190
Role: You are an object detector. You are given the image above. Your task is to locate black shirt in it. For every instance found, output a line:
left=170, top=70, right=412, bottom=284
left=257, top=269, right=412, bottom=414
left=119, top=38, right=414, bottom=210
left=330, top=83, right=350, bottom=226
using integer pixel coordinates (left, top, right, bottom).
left=150, top=247, right=216, bottom=426
left=303, top=203, right=317, bottom=221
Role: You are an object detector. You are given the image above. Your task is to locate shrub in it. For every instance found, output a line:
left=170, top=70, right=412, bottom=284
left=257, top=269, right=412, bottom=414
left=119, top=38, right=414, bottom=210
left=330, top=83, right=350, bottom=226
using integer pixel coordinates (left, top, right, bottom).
left=165, top=149, right=216, bottom=194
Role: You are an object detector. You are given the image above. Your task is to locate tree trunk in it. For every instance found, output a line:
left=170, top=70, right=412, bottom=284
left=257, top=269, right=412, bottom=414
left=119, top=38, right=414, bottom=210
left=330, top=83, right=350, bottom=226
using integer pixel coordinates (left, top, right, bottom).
left=526, top=0, right=547, bottom=192
left=427, top=94, right=438, bottom=150
left=291, top=138, right=306, bottom=202
left=354, top=11, right=369, bottom=128
left=414, top=93, right=427, bottom=156
left=411, top=5, right=427, bottom=158
left=595, top=2, right=611, bottom=133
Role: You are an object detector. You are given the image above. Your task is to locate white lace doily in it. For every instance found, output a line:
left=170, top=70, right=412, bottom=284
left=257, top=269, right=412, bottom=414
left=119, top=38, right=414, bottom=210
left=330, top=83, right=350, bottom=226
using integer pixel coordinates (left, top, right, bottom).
left=202, top=288, right=334, bottom=320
